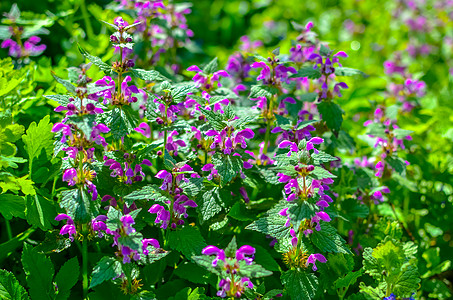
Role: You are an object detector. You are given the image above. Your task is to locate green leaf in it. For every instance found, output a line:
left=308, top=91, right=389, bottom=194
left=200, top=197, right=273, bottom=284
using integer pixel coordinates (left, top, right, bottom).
left=171, top=84, right=197, bottom=102
left=291, top=67, right=322, bottom=79
left=173, top=262, right=213, bottom=285
left=310, top=166, right=336, bottom=180
left=123, top=184, right=170, bottom=206
left=311, top=223, right=351, bottom=254
left=179, top=177, right=204, bottom=198
left=167, top=226, right=206, bottom=259
left=318, top=101, right=344, bottom=132
left=311, top=151, right=338, bottom=165
left=192, top=255, right=222, bottom=276
left=101, top=107, right=137, bottom=139
left=67, top=114, right=96, bottom=138
left=78, top=45, right=112, bottom=74
left=202, top=57, right=218, bottom=74
left=319, top=44, right=332, bottom=56
left=59, top=189, right=99, bottom=223
left=26, top=194, right=56, bottom=231
left=228, top=202, right=255, bottom=221
left=391, top=265, right=420, bottom=298
left=245, top=215, right=291, bottom=240
left=196, top=187, right=227, bottom=222
left=335, top=269, right=363, bottom=290
left=393, top=128, right=413, bottom=139
left=50, top=72, right=76, bottom=94
left=365, top=123, right=386, bottom=139
left=249, top=85, right=278, bottom=99
left=0, top=269, right=30, bottom=300
left=212, top=153, right=242, bottom=185
left=200, top=108, right=226, bottom=131
left=385, top=156, right=407, bottom=175
left=281, top=270, right=318, bottom=300
left=298, top=92, right=319, bottom=102
left=21, top=244, right=55, bottom=300
left=238, top=260, right=273, bottom=278
left=163, top=150, right=177, bottom=170
left=22, top=115, right=53, bottom=172
left=335, top=67, right=368, bottom=78
left=138, top=248, right=170, bottom=265
left=224, top=237, right=238, bottom=258
left=89, top=257, right=122, bottom=289
left=0, top=194, right=25, bottom=220
left=54, top=257, right=80, bottom=293
left=129, top=68, right=167, bottom=81
left=289, top=201, right=316, bottom=222
left=118, top=232, right=143, bottom=250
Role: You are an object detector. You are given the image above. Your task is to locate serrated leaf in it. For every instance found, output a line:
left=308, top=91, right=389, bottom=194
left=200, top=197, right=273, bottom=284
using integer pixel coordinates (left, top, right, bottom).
left=310, top=166, right=336, bottom=179
left=179, top=177, right=204, bottom=198
left=318, top=101, right=343, bottom=132
left=118, top=232, right=143, bottom=250
left=0, top=269, right=30, bottom=300
left=21, top=244, right=55, bottom=300
left=123, top=184, right=170, bottom=206
left=54, top=257, right=79, bottom=293
left=26, top=194, right=56, bottom=231
left=238, top=260, right=273, bottom=278
left=385, top=156, right=407, bottom=175
left=22, top=115, right=53, bottom=173
left=89, top=257, right=122, bottom=289
left=249, top=85, right=278, bottom=99
left=212, top=154, right=242, bottom=185
left=335, top=269, right=363, bottom=289
left=311, top=223, right=351, bottom=254
left=129, top=68, right=166, bottom=81
left=311, top=151, right=338, bottom=164
left=192, top=255, right=222, bottom=276
left=291, top=67, right=322, bottom=79
left=167, top=226, right=206, bottom=259
left=60, top=189, right=99, bottom=223
left=289, top=201, right=316, bottom=222
left=298, top=92, right=319, bottom=102
left=44, top=95, right=72, bottom=106
left=51, top=72, right=76, bottom=94
left=281, top=270, right=318, bottom=300
left=196, top=187, right=226, bottom=222
left=391, top=265, right=420, bottom=297
left=200, top=108, right=226, bottom=131
left=245, top=215, right=291, bottom=239
left=202, top=57, right=218, bottom=74
left=78, top=45, right=112, bottom=74
left=0, top=194, right=25, bottom=220
left=173, top=262, right=212, bottom=285
left=102, top=107, right=137, bottom=139
left=335, top=67, right=367, bottom=78
left=171, top=84, right=197, bottom=102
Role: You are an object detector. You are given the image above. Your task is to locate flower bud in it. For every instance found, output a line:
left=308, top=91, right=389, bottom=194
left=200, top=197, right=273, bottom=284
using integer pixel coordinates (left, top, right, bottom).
left=86, top=103, right=95, bottom=111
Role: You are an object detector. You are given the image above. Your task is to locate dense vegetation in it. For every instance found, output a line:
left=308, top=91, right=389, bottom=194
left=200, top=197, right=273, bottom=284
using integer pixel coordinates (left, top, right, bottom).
left=0, top=0, right=452, bottom=299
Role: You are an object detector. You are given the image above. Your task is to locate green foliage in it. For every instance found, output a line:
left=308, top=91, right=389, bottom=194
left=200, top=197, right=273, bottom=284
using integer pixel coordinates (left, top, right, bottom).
left=281, top=269, right=318, bottom=300
left=89, top=257, right=122, bottom=289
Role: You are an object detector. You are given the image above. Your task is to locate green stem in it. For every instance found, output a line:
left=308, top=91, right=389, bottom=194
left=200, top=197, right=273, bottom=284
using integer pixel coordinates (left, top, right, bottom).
left=82, top=224, right=89, bottom=299
left=263, top=94, right=276, bottom=154
left=80, top=0, right=94, bottom=40
left=5, top=218, right=12, bottom=240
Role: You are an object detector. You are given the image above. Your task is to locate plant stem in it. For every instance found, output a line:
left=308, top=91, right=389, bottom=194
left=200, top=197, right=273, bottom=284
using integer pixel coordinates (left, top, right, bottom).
left=5, top=218, right=12, bottom=240
left=263, top=94, right=276, bottom=154
left=80, top=0, right=94, bottom=40
left=82, top=223, right=89, bottom=299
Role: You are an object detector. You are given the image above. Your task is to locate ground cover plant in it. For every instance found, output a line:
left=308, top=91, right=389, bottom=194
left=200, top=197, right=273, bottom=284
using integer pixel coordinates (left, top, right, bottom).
left=0, top=0, right=452, bottom=299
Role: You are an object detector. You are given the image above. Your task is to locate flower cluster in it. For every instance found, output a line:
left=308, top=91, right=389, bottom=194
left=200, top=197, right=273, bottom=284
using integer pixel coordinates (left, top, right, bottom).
left=201, top=244, right=256, bottom=298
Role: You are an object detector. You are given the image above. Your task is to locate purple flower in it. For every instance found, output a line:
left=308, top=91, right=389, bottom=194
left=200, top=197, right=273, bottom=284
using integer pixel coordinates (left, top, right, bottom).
left=235, top=245, right=255, bottom=265
left=55, top=214, right=76, bottom=241
left=306, top=253, right=327, bottom=271
left=202, top=245, right=226, bottom=267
